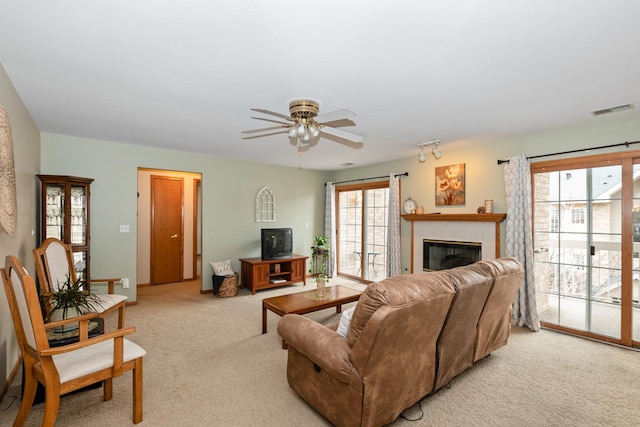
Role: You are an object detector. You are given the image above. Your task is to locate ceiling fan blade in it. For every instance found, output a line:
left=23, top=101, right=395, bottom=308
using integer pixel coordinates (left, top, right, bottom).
left=318, top=118, right=356, bottom=128
left=241, top=130, right=289, bottom=140
left=250, top=108, right=291, bottom=121
left=242, top=125, right=290, bottom=134
left=320, top=125, right=364, bottom=143
left=314, top=109, right=356, bottom=124
left=250, top=116, right=291, bottom=125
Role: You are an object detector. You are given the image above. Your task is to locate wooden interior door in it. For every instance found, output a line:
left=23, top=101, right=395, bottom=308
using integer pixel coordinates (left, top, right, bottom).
left=151, top=175, right=183, bottom=285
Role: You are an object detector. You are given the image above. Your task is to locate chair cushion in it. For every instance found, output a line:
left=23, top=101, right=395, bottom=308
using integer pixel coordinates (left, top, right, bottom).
left=52, top=338, right=146, bottom=383
left=86, top=293, right=128, bottom=314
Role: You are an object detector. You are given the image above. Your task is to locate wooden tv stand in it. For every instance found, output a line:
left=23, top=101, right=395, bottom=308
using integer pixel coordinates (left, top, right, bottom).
left=239, top=254, right=308, bottom=295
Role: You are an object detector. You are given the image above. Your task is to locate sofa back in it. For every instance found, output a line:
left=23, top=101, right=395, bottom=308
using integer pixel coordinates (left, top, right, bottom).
left=469, top=257, right=524, bottom=362
left=347, top=272, right=456, bottom=427
left=434, top=265, right=494, bottom=390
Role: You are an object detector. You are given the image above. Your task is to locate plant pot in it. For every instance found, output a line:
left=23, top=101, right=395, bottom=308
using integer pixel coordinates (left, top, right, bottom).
left=49, top=307, right=82, bottom=333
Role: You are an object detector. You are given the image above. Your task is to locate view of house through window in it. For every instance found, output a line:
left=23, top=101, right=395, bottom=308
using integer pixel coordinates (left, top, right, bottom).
left=533, top=154, right=640, bottom=348
left=336, top=182, right=389, bottom=282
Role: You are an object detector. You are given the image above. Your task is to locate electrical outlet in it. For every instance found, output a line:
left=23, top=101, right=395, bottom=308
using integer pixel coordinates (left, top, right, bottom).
left=119, top=224, right=130, bottom=233
left=121, top=278, right=129, bottom=289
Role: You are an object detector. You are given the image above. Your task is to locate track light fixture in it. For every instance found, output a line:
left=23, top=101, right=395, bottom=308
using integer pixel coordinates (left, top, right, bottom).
left=417, top=140, right=442, bottom=162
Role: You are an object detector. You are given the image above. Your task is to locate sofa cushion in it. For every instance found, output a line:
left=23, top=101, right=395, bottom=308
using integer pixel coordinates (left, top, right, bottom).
left=336, top=306, right=356, bottom=338
left=347, top=271, right=455, bottom=347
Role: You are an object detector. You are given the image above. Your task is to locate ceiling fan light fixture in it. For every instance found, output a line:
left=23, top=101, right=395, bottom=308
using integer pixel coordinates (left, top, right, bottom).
left=308, top=123, right=319, bottom=137
left=244, top=98, right=364, bottom=156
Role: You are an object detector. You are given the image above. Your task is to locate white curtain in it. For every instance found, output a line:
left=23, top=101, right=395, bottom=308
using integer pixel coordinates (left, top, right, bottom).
left=504, top=154, right=540, bottom=331
left=387, top=173, right=401, bottom=277
left=324, top=182, right=337, bottom=277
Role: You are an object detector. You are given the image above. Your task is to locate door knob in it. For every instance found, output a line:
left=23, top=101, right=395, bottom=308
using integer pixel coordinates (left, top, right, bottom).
left=171, top=234, right=178, bottom=238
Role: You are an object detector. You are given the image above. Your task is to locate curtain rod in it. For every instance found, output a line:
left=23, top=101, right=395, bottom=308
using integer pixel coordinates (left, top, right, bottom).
left=496, top=140, right=640, bottom=165
left=326, top=172, right=408, bottom=186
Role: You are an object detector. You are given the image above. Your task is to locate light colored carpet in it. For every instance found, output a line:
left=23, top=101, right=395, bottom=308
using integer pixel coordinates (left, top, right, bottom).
left=2, top=277, right=639, bottom=427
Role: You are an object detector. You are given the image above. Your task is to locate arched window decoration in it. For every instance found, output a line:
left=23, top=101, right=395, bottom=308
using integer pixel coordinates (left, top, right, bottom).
left=256, top=187, right=275, bottom=222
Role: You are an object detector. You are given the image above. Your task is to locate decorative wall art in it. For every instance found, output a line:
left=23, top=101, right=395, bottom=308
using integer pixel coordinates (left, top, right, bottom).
left=256, top=186, right=275, bottom=222
left=0, top=105, right=17, bottom=235
left=435, top=163, right=465, bottom=206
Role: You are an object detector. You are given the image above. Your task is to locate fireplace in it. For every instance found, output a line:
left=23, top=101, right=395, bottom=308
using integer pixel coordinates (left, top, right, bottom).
left=404, top=213, right=506, bottom=274
left=423, top=239, right=482, bottom=271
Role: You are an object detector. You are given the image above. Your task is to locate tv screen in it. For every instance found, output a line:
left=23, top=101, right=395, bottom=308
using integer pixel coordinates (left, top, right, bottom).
left=261, top=228, right=293, bottom=260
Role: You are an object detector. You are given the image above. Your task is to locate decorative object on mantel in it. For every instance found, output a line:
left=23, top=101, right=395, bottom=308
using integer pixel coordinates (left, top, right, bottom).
left=0, top=105, right=17, bottom=235
left=416, top=206, right=425, bottom=214
left=484, top=199, right=494, bottom=213
left=256, top=186, right=275, bottom=222
left=435, top=163, right=465, bottom=206
left=403, top=197, right=417, bottom=214
left=477, top=206, right=486, bottom=214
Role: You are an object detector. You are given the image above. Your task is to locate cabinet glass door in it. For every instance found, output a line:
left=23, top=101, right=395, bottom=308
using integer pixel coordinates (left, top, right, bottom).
left=70, top=185, right=88, bottom=246
left=45, top=185, right=65, bottom=240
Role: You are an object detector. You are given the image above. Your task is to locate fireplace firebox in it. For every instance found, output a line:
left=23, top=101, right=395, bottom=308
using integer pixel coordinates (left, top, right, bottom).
left=423, top=239, right=482, bottom=271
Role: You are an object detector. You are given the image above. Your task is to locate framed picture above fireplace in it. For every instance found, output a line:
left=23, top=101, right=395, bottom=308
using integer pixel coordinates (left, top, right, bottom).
left=435, top=163, right=465, bottom=206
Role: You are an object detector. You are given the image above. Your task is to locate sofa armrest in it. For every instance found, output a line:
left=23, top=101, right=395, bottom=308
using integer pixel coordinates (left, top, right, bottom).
left=277, top=314, right=354, bottom=384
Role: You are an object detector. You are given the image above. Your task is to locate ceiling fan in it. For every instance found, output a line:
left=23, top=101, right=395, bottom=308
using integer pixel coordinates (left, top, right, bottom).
left=242, top=99, right=364, bottom=155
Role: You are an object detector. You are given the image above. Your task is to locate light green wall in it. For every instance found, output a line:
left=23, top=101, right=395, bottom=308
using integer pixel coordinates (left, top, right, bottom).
left=329, top=111, right=640, bottom=273
left=0, top=63, right=40, bottom=396
left=40, top=133, right=329, bottom=299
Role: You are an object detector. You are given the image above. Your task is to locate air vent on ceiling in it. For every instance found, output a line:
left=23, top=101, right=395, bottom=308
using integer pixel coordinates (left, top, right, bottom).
left=591, top=103, right=635, bottom=116
left=341, top=162, right=355, bottom=167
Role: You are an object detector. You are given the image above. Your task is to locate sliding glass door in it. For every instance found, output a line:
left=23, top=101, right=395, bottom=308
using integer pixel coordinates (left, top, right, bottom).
left=336, top=182, right=389, bottom=282
left=533, top=152, right=640, bottom=347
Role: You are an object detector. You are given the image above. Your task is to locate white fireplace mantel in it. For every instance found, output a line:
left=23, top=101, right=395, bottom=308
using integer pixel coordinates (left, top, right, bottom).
left=402, top=213, right=507, bottom=273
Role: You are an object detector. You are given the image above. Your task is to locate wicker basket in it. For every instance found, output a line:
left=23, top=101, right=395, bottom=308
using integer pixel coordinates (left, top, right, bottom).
left=217, top=273, right=239, bottom=298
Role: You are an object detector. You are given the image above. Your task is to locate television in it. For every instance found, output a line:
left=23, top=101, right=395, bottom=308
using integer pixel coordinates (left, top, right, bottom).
left=261, top=228, right=293, bottom=260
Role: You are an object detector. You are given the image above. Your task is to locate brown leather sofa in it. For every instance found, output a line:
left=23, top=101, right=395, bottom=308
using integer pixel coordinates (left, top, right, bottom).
left=277, top=257, right=524, bottom=427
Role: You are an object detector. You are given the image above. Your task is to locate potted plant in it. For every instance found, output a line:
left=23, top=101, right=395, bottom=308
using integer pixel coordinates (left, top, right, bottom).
left=44, top=275, right=102, bottom=332
left=309, top=234, right=330, bottom=295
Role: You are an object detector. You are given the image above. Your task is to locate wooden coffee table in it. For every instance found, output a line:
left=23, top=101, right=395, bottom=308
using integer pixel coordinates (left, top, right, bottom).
left=262, top=285, right=362, bottom=347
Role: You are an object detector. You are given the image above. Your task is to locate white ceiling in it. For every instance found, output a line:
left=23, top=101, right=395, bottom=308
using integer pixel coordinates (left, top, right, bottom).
left=1, top=1, right=639, bottom=171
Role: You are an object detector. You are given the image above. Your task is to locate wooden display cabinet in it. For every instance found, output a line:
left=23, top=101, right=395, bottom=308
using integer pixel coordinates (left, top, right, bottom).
left=37, top=174, right=94, bottom=281
left=239, top=254, right=308, bottom=295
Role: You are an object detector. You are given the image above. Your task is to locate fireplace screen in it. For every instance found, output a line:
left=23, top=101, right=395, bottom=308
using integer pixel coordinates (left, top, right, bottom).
left=423, top=239, right=481, bottom=271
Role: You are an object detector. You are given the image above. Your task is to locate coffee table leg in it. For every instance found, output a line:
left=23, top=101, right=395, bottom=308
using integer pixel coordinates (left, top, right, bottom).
left=262, top=304, right=267, bottom=334
left=336, top=304, right=342, bottom=313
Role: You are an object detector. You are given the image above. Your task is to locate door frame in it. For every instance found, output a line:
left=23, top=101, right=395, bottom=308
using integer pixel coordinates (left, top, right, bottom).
left=531, top=149, right=640, bottom=347
left=335, top=180, right=390, bottom=283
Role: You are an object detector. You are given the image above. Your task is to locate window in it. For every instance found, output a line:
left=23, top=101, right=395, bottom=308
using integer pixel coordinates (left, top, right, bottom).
left=550, top=207, right=559, bottom=232
left=336, top=181, right=389, bottom=282
left=571, top=207, right=585, bottom=224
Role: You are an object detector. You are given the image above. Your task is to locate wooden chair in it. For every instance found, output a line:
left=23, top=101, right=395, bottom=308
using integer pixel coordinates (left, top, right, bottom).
left=33, top=238, right=127, bottom=328
left=1, top=255, right=145, bottom=426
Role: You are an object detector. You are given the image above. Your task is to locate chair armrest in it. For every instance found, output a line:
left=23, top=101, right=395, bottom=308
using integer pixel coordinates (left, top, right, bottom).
left=39, top=326, right=137, bottom=357
left=277, top=314, right=354, bottom=383
left=44, top=311, right=99, bottom=329
left=89, top=277, right=121, bottom=294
